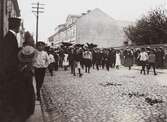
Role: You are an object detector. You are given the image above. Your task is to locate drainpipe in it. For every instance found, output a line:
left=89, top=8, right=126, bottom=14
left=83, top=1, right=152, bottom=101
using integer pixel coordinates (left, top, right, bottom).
left=0, top=0, right=4, bottom=65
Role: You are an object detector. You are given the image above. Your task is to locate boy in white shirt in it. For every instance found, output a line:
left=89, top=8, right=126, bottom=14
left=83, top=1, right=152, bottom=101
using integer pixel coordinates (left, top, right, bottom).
left=138, top=48, right=148, bottom=75
left=33, top=42, right=49, bottom=100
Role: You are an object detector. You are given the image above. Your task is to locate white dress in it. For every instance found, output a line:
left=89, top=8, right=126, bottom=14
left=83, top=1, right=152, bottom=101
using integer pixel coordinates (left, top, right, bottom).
left=115, top=53, right=121, bottom=66
left=63, top=54, right=69, bottom=66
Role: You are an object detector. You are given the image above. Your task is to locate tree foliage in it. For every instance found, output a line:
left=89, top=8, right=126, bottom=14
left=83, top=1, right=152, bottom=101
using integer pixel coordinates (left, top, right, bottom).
left=124, top=8, right=167, bottom=45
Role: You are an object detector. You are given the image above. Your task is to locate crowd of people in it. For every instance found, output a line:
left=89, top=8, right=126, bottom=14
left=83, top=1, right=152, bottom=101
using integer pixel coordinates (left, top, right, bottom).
left=44, top=44, right=167, bottom=77
left=0, top=17, right=167, bottom=122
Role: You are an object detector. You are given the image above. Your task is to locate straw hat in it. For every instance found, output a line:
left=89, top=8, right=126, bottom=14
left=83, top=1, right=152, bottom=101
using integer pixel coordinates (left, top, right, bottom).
left=18, top=46, right=36, bottom=63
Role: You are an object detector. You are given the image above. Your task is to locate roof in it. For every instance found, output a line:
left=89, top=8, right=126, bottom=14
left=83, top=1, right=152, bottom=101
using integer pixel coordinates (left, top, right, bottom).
left=68, top=14, right=81, bottom=18
left=66, top=15, right=81, bottom=20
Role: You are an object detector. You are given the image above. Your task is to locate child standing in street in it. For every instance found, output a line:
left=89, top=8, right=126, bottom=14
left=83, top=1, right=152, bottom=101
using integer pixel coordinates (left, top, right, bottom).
left=147, top=50, right=157, bottom=75
left=48, top=50, right=55, bottom=76
left=138, top=48, right=148, bottom=75
left=33, top=42, right=49, bottom=100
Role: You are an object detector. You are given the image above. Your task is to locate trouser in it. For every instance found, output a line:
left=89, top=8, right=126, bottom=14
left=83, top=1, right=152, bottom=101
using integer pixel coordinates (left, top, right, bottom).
left=96, top=60, right=101, bottom=70
left=106, top=61, right=110, bottom=71
left=84, top=59, right=91, bottom=73
left=48, top=63, right=55, bottom=76
left=96, top=63, right=99, bottom=70
left=64, top=66, right=68, bottom=71
left=55, top=62, right=58, bottom=71
left=70, top=64, right=74, bottom=74
left=140, top=61, right=146, bottom=74
left=102, top=60, right=105, bottom=69
left=70, top=61, right=76, bottom=76
left=147, top=62, right=156, bottom=75
left=92, top=59, right=96, bottom=69
left=34, top=68, right=46, bottom=98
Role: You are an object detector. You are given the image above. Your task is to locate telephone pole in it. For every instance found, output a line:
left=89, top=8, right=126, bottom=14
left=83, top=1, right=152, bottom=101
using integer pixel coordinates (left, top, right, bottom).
left=32, top=2, right=45, bottom=43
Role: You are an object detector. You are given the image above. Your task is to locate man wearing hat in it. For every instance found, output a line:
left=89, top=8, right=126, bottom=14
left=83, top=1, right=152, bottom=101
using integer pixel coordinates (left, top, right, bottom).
left=2, top=17, right=21, bottom=75
left=1, top=17, right=27, bottom=122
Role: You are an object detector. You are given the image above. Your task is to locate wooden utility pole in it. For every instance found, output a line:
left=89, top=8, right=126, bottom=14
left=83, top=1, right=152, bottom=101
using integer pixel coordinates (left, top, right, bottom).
left=32, top=2, right=45, bottom=43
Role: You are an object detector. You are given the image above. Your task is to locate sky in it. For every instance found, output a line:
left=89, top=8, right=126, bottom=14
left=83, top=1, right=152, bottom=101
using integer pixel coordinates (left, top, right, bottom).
left=18, top=0, right=166, bottom=43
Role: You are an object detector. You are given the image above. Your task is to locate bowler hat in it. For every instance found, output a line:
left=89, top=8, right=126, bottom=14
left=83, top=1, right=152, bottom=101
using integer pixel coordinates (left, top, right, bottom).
left=18, top=46, right=36, bottom=63
left=8, top=17, right=21, bottom=29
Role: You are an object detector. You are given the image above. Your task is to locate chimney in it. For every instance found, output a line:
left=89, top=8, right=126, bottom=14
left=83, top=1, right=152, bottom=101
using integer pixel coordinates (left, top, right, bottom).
left=87, top=10, right=91, bottom=13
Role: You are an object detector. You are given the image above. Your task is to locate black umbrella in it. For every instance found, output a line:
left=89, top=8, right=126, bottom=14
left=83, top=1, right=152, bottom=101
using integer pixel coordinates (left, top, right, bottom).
left=86, top=43, right=97, bottom=49
left=62, top=42, right=73, bottom=47
left=74, top=44, right=84, bottom=47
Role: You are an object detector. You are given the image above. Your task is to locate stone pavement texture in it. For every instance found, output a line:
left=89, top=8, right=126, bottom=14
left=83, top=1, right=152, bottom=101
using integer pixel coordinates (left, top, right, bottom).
left=26, top=101, right=43, bottom=122
left=40, top=67, right=167, bottom=122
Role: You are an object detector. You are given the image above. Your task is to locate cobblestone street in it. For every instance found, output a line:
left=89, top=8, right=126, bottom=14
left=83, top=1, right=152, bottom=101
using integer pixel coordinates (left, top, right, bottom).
left=41, top=67, right=167, bottom=122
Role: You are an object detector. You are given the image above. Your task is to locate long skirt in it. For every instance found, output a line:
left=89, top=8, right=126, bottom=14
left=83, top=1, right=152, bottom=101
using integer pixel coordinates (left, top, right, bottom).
left=84, top=59, right=92, bottom=67
left=124, top=57, right=133, bottom=67
left=2, top=71, right=35, bottom=121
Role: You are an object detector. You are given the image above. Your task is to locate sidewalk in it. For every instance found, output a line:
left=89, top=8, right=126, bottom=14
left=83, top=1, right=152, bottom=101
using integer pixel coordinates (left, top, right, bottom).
left=26, top=101, right=44, bottom=122
left=26, top=78, right=44, bottom=122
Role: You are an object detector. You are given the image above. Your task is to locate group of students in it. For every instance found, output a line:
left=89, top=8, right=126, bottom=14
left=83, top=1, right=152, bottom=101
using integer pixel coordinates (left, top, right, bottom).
left=47, top=45, right=167, bottom=77
left=45, top=46, right=132, bottom=78
left=50, top=47, right=93, bottom=77
left=50, top=47, right=133, bottom=73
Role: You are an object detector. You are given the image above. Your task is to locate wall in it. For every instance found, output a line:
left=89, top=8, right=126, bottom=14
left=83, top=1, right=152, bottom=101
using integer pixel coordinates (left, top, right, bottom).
left=76, top=8, right=125, bottom=48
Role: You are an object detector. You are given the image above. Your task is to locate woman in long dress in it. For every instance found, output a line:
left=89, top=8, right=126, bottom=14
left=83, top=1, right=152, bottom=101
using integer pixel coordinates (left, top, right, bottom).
left=63, top=53, right=69, bottom=71
left=115, top=50, right=121, bottom=69
left=124, top=49, right=134, bottom=70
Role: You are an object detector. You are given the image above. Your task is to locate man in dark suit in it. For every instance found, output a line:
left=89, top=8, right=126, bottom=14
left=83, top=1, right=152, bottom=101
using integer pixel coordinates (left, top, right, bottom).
left=2, top=17, right=21, bottom=74
left=0, top=17, right=26, bottom=122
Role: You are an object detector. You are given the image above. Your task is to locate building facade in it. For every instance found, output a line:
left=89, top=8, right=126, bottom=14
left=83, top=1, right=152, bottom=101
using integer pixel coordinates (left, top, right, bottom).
left=48, top=8, right=131, bottom=48
left=0, top=0, right=21, bottom=41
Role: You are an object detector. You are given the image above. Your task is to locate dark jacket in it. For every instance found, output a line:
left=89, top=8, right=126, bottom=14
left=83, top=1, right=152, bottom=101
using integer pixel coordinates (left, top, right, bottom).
left=0, top=31, right=32, bottom=120
left=2, top=31, right=19, bottom=75
left=148, top=53, right=156, bottom=63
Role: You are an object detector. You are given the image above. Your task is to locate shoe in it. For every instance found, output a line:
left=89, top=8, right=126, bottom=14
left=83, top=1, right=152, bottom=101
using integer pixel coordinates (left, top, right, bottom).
left=79, top=73, right=83, bottom=77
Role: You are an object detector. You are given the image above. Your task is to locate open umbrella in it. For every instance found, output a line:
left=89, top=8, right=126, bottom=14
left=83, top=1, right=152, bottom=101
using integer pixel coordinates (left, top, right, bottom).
left=62, top=42, right=73, bottom=47
left=74, top=44, right=84, bottom=47
left=86, top=43, right=97, bottom=49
